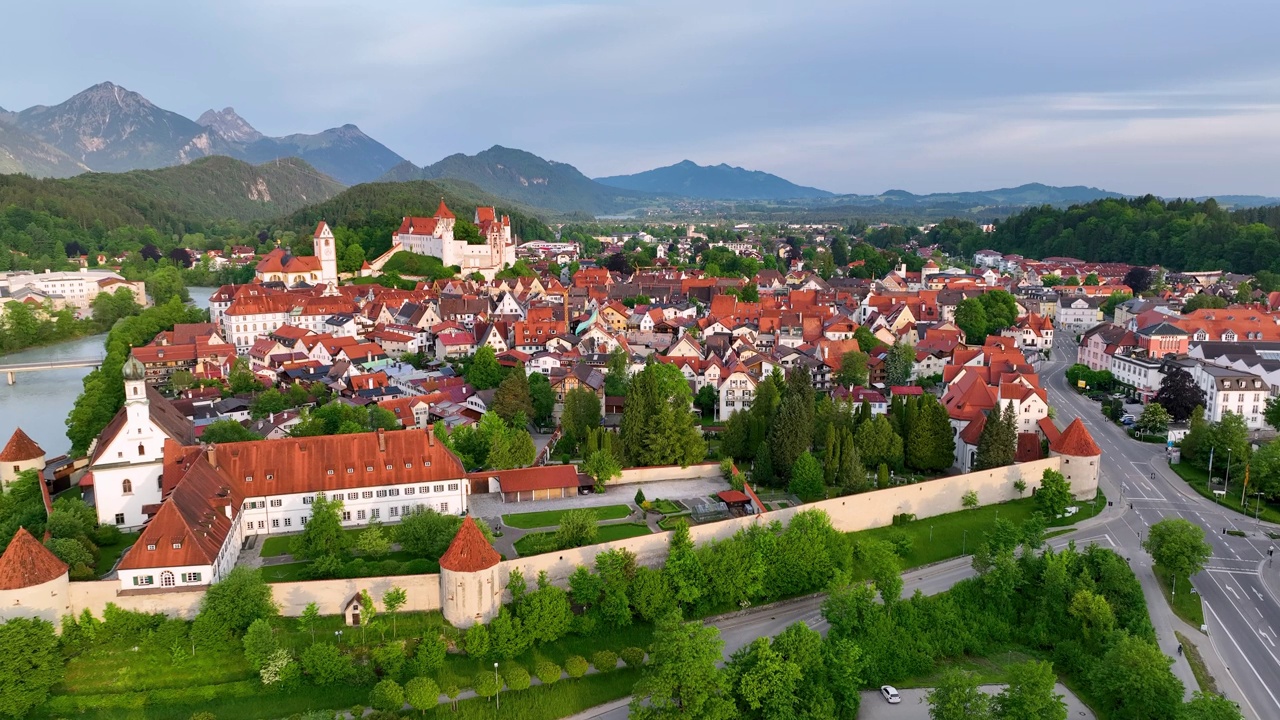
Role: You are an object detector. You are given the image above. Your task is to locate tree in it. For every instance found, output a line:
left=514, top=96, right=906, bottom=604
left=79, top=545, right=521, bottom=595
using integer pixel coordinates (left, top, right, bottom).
left=1036, top=469, right=1073, bottom=518
left=974, top=406, right=1016, bottom=470
left=927, top=669, right=992, bottom=720
left=1136, top=403, right=1171, bottom=435
left=1123, top=267, right=1155, bottom=295
left=630, top=610, right=736, bottom=720
left=492, top=370, right=534, bottom=424
left=289, top=494, right=350, bottom=562
left=465, top=346, right=503, bottom=390
left=562, top=387, right=602, bottom=444
left=528, top=372, right=556, bottom=427
left=664, top=523, right=707, bottom=609
left=694, top=384, right=719, bottom=419
left=854, top=326, right=885, bottom=353
left=1089, top=633, right=1184, bottom=720
left=885, top=339, right=915, bottom=386
left=370, top=678, right=405, bottom=712
left=854, top=414, right=903, bottom=470
left=583, top=450, right=622, bottom=492
left=473, top=669, right=501, bottom=700
left=836, top=350, right=869, bottom=387
left=228, top=357, right=263, bottom=394
left=1182, top=294, right=1228, bottom=314
left=518, top=572, right=574, bottom=644
left=200, top=419, right=262, bottom=444
left=300, top=642, right=352, bottom=684
left=554, top=509, right=598, bottom=549
left=242, top=618, right=279, bottom=671
left=1265, top=396, right=1280, bottom=432
left=357, top=523, right=391, bottom=559
left=0, top=618, right=62, bottom=719
left=620, top=361, right=706, bottom=467
left=768, top=378, right=815, bottom=481
left=485, top=425, right=536, bottom=469
left=605, top=346, right=631, bottom=396
left=1179, top=692, right=1245, bottom=720
left=992, top=660, right=1065, bottom=720
left=382, top=586, right=407, bottom=637
left=726, top=637, right=804, bottom=719
left=1143, top=518, right=1212, bottom=594
left=955, top=297, right=990, bottom=343
left=192, top=567, right=278, bottom=644
left=1153, top=367, right=1207, bottom=422
left=298, top=602, right=320, bottom=643
left=405, top=676, right=440, bottom=714
left=909, top=394, right=956, bottom=472
left=788, top=452, right=825, bottom=502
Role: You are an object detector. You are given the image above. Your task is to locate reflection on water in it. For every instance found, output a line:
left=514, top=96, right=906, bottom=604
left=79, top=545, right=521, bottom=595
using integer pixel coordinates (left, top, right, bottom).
left=0, top=287, right=214, bottom=457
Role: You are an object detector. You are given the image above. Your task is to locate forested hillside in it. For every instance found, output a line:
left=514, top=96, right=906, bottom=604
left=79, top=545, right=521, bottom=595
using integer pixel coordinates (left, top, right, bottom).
left=926, top=196, right=1280, bottom=273
left=279, top=179, right=554, bottom=260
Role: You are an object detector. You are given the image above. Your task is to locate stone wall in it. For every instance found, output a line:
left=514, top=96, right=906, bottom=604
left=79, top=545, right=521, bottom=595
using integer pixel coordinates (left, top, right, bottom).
left=1, top=455, right=1091, bottom=623
left=614, top=461, right=723, bottom=486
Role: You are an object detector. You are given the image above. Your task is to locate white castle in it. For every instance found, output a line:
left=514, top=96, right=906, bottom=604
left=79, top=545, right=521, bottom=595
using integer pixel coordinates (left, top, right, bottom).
left=390, top=201, right=516, bottom=280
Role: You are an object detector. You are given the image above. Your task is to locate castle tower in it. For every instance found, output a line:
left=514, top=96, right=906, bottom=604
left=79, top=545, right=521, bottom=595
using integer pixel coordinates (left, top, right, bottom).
left=0, top=428, right=45, bottom=490
left=1049, top=418, right=1102, bottom=499
left=438, top=516, right=502, bottom=628
left=313, top=222, right=339, bottom=286
left=0, top=527, right=70, bottom=625
left=434, top=200, right=456, bottom=242
left=123, top=355, right=150, bottom=427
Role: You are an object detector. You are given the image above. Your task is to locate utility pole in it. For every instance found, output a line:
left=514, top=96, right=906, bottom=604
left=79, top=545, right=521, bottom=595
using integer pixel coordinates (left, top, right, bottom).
left=1224, top=448, right=1233, bottom=497
left=1208, top=445, right=1215, bottom=493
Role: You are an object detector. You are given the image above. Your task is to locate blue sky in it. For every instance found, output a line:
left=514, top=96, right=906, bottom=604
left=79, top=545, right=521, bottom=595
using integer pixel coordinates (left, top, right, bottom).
left=6, top=0, right=1280, bottom=196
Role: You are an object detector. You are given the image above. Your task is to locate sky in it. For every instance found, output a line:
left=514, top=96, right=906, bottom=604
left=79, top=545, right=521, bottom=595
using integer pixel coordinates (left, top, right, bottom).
left=6, top=0, right=1280, bottom=197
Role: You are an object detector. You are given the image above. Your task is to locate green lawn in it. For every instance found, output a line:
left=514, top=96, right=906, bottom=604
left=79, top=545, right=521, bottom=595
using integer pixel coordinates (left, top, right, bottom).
left=94, top=531, right=140, bottom=576
left=259, top=527, right=369, bottom=558
left=853, top=492, right=1106, bottom=571
left=514, top=522, right=652, bottom=556
left=502, top=504, right=633, bottom=529
left=647, top=499, right=681, bottom=515
left=658, top=514, right=691, bottom=531
left=1171, top=462, right=1280, bottom=524
left=421, top=668, right=639, bottom=720
left=1176, top=630, right=1218, bottom=695
left=896, top=649, right=1040, bottom=687
left=1155, top=563, right=1205, bottom=629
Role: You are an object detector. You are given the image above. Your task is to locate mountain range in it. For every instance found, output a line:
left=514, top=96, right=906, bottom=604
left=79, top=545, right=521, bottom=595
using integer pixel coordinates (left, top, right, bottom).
left=0, top=82, right=405, bottom=184
left=596, top=159, right=834, bottom=200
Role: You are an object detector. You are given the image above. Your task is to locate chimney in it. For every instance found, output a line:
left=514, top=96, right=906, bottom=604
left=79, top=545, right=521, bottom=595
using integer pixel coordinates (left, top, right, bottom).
left=428, top=425, right=435, bottom=446
left=377, top=427, right=386, bottom=452
left=223, top=503, right=232, bottom=520
left=206, top=445, right=216, bottom=466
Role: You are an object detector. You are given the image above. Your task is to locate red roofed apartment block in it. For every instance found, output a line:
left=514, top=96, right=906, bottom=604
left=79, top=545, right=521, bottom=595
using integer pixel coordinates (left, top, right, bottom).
left=439, top=516, right=503, bottom=629
left=1047, top=418, right=1102, bottom=499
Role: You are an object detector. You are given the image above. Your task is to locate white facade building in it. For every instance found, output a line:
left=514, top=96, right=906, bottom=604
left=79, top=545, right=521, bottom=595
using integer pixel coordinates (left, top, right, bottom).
left=392, top=203, right=517, bottom=280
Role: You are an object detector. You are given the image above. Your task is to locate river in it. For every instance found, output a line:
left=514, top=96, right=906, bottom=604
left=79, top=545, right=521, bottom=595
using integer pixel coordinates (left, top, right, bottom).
left=0, top=287, right=214, bottom=458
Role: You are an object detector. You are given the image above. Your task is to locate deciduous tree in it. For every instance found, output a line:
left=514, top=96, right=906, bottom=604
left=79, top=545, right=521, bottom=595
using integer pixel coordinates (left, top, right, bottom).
left=630, top=610, right=736, bottom=720
left=1143, top=518, right=1211, bottom=594
left=1154, top=367, right=1207, bottom=422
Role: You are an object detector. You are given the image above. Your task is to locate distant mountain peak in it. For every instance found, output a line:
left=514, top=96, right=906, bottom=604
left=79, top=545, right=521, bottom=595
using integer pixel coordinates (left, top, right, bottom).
left=596, top=159, right=833, bottom=200
left=197, top=106, right=263, bottom=143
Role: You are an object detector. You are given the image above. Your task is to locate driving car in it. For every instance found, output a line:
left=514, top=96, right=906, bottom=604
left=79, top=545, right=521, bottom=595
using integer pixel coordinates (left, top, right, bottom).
left=880, top=685, right=901, bottom=704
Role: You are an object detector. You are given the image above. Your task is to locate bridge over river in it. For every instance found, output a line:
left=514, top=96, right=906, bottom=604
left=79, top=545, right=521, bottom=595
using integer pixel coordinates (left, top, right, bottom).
left=0, top=357, right=103, bottom=384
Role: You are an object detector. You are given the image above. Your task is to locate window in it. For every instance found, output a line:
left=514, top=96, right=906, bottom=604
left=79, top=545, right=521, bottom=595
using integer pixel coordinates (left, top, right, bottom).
left=247, top=522, right=254, bottom=531
left=433, top=484, right=444, bottom=493
left=303, top=496, right=314, bottom=505
left=171, top=542, right=181, bottom=549
left=245, top=475, right=253, bottom=482
left=270, top=499, right=282, bottom=507
left=133, top=575, right=154, bottom=587
left=257, top=521, right=266, bottom=529
left=386, top=464, right=393, bottom=470
left=342, top=510, right=351, bottom=521
left=122, top=479, right=133, bottom=495
left=181, top=572, right=202, bottom=583
left=404, top=487, right=415, bottom=496
left=160, top=571, right=175, bottom=587
left=272, top=519, right=279, bottom=528
left=327, top=469, right=335, bottom=475
left=390, top=506, right=399, bottom=517
left=138, top=443, right=145, bottom=456
left=448, top=483, right=459, bottom=491
left=348, top=492, right=358, bottom=500
left=300, top=516, right=308, bottom=526
left=346, top=467, right=354, bottom=474
left=389, top=488, right=399, bottom=496
left=406, top=463, right=413, bottom=469
left=115, top=513, right=125, bottom=525
left=146, top=543, right=156, bottom=551
left=419, top=486, right=430, bottom=493
left=440, top=502, right=449, bottom=513
left=284, top=517, right=292, bottom=527
left=376, top=490, right=388, bottom=498
left=357, top=509, right=367, bottom=520
left=362, top=491, right=373, bottom=499
left=366, top=466, right=374, bottom=472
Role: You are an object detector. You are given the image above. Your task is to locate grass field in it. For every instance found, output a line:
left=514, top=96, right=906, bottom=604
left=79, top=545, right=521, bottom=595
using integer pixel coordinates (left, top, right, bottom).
left=94, top=531, right=139, bottom=576
left=1155, top=563, right=1205, bottom=628
left=1176, top=630, right=1218, bottom=695
left=897, top=649, right=1039, bottom=687
left=514, top=522, right=652, bottom=556
left=852, top=492, right=1106, bottom=571
left=259, top=527, right=370, bottom=558
left=658, top=514, right=691, bottom=531
left=648, top=499, right=681, bottom=515
left=1170, top=462, right=1280, bottom=524
left=502, top=504, right=633, bottom=529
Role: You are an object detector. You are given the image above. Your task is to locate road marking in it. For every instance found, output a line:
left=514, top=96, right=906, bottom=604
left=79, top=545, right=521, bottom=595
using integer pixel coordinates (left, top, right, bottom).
left=1226, top=584, right=1242, bottom=599
left=1261, top=630, right=1276, bottom=648
left=1207, top=568, right=1263, bottom=576
left=1204, top=597, right=1280, bottom=714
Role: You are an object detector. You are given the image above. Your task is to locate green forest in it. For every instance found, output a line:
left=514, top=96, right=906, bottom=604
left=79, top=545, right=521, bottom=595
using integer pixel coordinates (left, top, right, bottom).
left=926, top=196, right=1280, bottom=274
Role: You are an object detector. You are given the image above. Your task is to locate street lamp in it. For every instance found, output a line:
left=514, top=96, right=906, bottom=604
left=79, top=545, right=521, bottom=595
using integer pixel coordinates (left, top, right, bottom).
left=494, top=662, right=500, bottom=711
left=1224, top=448, right=1233, bottom=497
left=962, top=529, right=967, bottom=555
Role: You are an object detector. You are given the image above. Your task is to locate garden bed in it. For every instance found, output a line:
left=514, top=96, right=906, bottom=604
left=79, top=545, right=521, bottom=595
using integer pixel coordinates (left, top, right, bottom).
left=513, top=523, right=652, bottom=556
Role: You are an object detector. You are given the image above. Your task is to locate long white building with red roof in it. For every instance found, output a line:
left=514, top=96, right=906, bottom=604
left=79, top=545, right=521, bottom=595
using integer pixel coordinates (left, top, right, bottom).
left=391, top=201, right=516, bottom=280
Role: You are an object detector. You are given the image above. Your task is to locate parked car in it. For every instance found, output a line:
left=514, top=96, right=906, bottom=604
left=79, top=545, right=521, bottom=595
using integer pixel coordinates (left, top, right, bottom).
left=1120, top=414, right=1136, bottom=424
left=880, top=686, right=901, bottom=704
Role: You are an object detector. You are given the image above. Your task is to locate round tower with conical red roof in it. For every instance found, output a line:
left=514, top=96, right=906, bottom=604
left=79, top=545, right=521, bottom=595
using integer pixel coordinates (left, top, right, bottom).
left=438, top=516, right=502, bottom=628
left=1049, top=418, right=1102, bottom=498
left=0, top=527, right=70, bottom=624
left=0, top=428, right=45, bottom=489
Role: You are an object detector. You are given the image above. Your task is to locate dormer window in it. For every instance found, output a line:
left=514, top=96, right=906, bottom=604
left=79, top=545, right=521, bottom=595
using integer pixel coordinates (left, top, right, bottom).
left=172, top=542, right=182, bottom=549
left=245, top=476, right=253, bottom=482
left=146, top=543, right=156, bottom=551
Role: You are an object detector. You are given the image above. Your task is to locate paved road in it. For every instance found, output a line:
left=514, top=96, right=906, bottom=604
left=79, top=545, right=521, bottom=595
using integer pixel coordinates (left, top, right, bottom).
left=1050, top=334, right=1280, bottom=720
left=857, top=684, right=1094, bottom=720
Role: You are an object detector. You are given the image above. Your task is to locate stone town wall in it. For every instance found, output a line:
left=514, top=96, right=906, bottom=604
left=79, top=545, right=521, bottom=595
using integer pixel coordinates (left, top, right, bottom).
left=1, top=455, right=1089, bottom=623
left=613, top=461, right=723, bottom=485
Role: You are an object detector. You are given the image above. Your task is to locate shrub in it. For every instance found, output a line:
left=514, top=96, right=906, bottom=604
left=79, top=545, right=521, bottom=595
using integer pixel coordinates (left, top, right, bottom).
left=371, top=642, right=406, bottom=679
left=564, top=655, right=589, bottom=678
left=464, top=623, right=490, bottom=657
left=891, top=512, right=916, bottom=526
left=634, top=488, right=646, bottom=505
left=888, top=530, right=914, bottom=558
left=620, top=647, right=645, bottom=668
left=535, top=660, right=562, bottom=685
left=93, top=523, right=122, bottom=546
left=369, top=679, right=404, bottom=713
left=503, top=664, right=532, bottom=691
left=720, top=458, right=735, bottom=479
left=404, top=676, right=440, bottom=713
left=300, top=643, right=352, bottom=685
left=473, top=669, right=501, bottom=699
left=591, top=649, right=618, bottom=672
left=408, top=635, right=446, bottom=675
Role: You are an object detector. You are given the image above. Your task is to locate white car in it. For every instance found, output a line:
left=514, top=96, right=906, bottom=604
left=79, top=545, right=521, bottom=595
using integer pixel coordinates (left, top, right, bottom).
left=881, top=685, right=901, bottom=704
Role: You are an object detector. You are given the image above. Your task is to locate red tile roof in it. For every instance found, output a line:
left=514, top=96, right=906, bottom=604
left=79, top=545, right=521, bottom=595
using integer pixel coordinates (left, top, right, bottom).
left=717, top=490, right=750, bottom=504
left=438, top=516, right=500, bottom=572
left=471, top=465, right=581, bottom=493
left=0, top=428, right=44, bottom=462
left=119, top=452, right=241, bottom=571
left=0, top=527, right=67, bottom=589
left=1051, top=418, right=1101, bottom=457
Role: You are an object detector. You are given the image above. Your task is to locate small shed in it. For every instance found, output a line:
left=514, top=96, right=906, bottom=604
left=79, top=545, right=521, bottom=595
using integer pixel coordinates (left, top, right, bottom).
left=474, top=466, right=587, bottom=503
left=716, top=490, right=755, bottom=517
left=343, top=593, right=365, bottom=626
